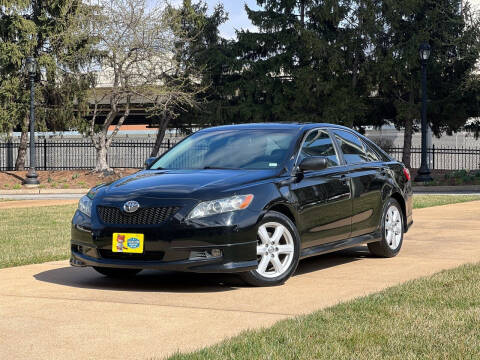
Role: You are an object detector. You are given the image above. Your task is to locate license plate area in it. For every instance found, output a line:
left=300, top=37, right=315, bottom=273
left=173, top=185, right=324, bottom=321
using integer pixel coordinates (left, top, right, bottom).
left=112, top=233, right=144, bottom=253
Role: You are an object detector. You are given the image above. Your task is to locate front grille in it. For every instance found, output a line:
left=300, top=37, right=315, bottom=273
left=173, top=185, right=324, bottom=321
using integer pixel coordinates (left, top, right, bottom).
left=97, top=205, right=179, bottom=225
left=98, top=249, right=165, bottom=261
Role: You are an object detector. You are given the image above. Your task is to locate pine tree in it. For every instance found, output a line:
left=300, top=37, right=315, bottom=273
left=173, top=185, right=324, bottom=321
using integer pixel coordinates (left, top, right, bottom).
left=163, top=0, right=230, bottom=132
left=227, top=0, right=378, bottom=126
left=372, top=0, right=480, bottom=167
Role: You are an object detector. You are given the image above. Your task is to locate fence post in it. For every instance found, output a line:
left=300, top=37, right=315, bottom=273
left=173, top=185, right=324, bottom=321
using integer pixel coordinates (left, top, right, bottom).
left=7, top=139, right=14, bottom=171
left=167, top=138, right=170, bottom=149
left=43, top=138, right=47, bottom=170
left=432, top=144, right=435, bottom=170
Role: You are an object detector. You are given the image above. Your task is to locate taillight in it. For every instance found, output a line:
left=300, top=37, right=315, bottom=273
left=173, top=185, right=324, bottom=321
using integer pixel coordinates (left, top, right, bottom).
left=403, top=167, right=411, bottom=181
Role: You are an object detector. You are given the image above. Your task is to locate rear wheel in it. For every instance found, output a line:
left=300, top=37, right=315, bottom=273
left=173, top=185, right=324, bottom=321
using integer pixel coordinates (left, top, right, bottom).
left=93, top=267, right=142, bottom=278
left=240, top=211, right=300, bottom=286
left=368, top=198, right=404, bottom=257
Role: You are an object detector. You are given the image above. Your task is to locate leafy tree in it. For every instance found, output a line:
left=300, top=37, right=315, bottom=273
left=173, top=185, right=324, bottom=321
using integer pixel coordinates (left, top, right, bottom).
left=77, top=0, right=206, bottom=171
left=0, top=0, right=96, bottom=169
left=147, top=0, right=229, bottom=157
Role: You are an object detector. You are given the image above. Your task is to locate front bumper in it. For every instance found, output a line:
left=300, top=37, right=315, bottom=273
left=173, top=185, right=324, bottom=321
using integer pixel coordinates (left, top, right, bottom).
left=70, top=208, right=259, bottom=273
left=70, top=244, right=257, bottom=273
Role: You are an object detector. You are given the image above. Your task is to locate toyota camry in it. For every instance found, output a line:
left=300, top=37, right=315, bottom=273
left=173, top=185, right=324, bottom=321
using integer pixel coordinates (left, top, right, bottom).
left=71, top=123, right=413, bottom=286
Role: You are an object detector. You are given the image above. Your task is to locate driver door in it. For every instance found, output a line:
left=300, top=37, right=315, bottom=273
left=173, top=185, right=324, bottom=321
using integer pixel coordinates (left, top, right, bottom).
left=290, top=129, right=352, bottom=249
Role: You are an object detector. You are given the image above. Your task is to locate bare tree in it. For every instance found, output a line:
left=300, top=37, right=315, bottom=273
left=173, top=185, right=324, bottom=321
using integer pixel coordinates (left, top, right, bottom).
left=83, top=0, right=204, bottom=173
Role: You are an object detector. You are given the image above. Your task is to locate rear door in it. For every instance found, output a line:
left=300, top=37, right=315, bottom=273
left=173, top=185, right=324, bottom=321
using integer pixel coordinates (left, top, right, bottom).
left=332, top=129, right=384, bottom=237
left=290, top=129, right=352, bottom=249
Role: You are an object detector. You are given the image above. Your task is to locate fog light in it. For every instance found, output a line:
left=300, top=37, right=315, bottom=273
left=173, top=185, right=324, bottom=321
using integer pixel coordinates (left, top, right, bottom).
left=189, top=249, right=223, bottom=260
left=189, top=250, right=209, bottom=260
left=211, top=249, right=222, bottom=257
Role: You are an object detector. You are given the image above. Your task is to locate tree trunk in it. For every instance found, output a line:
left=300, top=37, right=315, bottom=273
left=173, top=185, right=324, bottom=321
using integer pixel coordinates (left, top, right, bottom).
left=93, top=135, right=112, bottom=173
left=15, top=116, right=29, bottom=171
left=150, top=114, right=170, bottom=158
left=300, top=0, right=305, bottom=26
left=402, top=117, right=413, bottom=168
left=401, top=91, right=415, bottom=168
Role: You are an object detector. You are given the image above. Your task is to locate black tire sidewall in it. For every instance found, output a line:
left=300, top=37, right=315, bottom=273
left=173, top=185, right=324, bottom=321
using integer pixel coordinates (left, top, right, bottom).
left=242, top=211, right=301, bottom=286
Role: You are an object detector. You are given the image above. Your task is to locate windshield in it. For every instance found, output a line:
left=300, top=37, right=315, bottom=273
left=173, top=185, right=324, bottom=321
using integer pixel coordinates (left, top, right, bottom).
left=151, top=129, right=298, bottom=170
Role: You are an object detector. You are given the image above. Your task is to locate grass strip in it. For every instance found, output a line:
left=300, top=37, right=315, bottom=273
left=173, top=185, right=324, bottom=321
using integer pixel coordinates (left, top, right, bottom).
left=167, top=263, right=480, bottom=360
left=413, top=194, right=480, bottom=209
left=0, top=204, right=77, bottom=268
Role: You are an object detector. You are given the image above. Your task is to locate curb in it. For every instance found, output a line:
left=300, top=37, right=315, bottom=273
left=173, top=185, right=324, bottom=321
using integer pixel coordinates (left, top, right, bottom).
left=0, top=188, right=89, bottom=195
left=413, top=185, right=480, bottom=193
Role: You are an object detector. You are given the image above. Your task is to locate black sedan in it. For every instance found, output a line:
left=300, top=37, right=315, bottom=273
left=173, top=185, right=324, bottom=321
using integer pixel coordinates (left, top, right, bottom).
left=71, top=123, right=413, bottom=286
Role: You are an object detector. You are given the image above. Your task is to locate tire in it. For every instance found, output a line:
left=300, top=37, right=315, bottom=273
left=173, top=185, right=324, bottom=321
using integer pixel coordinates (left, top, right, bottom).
left=368, top=197, right=404, bottom=258
left=93, top=267, right=142, bottom=278
left=240, top=211, right=300, bottom=286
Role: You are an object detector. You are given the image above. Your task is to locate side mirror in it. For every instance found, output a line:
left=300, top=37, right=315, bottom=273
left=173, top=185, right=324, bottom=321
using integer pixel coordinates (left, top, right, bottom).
left=144, top=157, right=157, bottom=169
left=299, top=156, right=328, bottom=171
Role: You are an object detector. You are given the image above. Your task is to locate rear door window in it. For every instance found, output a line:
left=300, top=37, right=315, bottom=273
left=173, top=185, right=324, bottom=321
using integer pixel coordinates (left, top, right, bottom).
left=333, top=130, right=369, bottom=165
left=364, top=142, right=381, bottom=162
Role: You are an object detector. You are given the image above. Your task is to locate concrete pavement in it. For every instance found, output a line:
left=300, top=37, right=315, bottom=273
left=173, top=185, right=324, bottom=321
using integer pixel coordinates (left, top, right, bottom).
left=1, top=201, right=480, bottom=360
left=0, top=194, right=83, bottom=201
left=0, top=188, right=87, bottom=201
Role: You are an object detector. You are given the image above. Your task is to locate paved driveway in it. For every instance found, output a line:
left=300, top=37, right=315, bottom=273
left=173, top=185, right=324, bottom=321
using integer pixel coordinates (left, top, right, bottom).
left=1, top=201, right=479, bottom=360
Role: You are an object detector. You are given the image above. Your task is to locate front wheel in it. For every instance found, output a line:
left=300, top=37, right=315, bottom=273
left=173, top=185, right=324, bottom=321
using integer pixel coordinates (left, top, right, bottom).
left=368, top=198, right=404, bottom=257
left=93, top=267, right=142, bottom=278
left=240, top=211, right=300, bottom=286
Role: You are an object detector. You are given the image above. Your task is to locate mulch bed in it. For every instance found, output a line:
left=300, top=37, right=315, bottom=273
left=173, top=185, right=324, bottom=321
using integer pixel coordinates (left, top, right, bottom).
left=0, top=169, right=138, bottom=190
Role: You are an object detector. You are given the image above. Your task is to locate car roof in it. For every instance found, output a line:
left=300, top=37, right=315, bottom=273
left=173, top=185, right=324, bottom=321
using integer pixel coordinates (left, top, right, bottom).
left=199, top=123, right=355, bottom=132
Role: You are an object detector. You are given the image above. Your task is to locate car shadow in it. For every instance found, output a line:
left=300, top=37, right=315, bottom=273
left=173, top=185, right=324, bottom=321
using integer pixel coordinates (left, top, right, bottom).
left=34, top=267, right=243, bottom=293
left=33, top=246, right=372, bottom=292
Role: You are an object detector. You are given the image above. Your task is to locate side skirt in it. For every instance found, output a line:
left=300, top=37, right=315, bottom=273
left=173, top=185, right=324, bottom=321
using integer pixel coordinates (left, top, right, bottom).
left=300, top=231, right=382, bottom=260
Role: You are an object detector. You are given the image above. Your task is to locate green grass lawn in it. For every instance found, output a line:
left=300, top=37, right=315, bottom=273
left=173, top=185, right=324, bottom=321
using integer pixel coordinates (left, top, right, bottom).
left=168, top=263, right=480, bottom=360
left=413, top=194, right=480, bottom=209
left=0, top=204, right=77, bottom=268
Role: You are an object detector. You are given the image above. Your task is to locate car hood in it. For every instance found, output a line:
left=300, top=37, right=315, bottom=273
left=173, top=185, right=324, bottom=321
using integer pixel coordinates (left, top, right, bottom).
left=97, top=169, right=278, bottom=200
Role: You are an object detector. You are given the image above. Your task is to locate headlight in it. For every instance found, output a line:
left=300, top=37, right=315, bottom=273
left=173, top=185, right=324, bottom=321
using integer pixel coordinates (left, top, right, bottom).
left=78, top=195, right=93, bottom=217
left=187, top=194, right=254, bottom=220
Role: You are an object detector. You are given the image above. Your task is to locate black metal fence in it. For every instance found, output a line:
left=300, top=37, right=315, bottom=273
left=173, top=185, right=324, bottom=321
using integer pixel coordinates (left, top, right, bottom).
left=1, top=139, right=480, bottom=171
left=389, top=145, right=480, bottom=170
left=0, top=139, right=176, bottom=171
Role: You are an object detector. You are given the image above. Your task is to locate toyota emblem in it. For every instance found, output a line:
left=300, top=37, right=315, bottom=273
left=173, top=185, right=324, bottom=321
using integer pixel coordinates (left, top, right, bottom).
left=123, top=200, right=140, bottom=213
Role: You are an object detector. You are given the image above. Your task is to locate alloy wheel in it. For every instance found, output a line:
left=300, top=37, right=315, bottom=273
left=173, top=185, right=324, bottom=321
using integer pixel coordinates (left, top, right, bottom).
left=385, top=205, right=402, bottom=250
left=255, top=222, right=295, bottom=278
